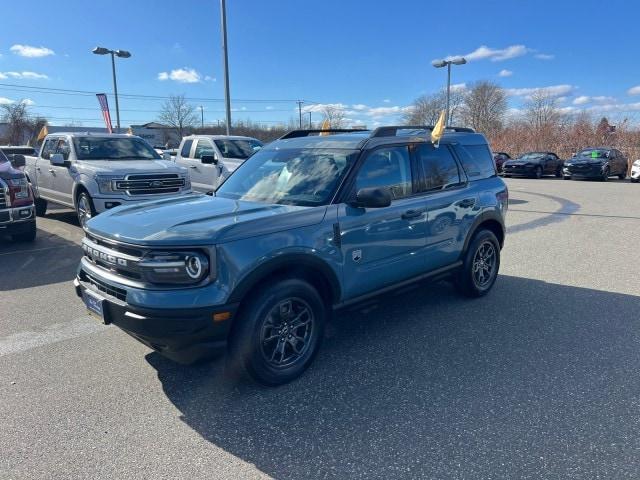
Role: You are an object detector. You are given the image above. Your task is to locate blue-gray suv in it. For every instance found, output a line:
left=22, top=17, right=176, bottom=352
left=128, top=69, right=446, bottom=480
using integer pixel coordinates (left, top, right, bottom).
left=74, top=126, right=508, bottom=385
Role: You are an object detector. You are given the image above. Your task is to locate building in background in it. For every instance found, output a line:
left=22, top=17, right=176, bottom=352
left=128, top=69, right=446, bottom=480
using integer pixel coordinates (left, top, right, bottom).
left=129, top=122, right=180, bottom=148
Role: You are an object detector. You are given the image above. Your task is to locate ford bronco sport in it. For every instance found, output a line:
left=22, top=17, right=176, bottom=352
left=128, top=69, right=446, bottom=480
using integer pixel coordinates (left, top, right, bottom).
left=74, top=126, right=508, bottom=385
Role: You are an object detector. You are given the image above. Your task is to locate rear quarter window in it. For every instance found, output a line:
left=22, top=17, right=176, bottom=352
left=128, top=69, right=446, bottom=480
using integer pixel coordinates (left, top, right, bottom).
left=454, top=144, right=496, bottom=180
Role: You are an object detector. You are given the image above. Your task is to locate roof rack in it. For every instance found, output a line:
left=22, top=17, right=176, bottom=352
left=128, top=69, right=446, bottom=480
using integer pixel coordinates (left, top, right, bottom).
left=370, top=125, right=475, bottom=138
left=279, top=128, right=368, bottom=139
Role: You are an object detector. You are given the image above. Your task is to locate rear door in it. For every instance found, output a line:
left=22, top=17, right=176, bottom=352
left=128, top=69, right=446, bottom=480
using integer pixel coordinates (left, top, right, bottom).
left=338, top=144, right=428, bottom=299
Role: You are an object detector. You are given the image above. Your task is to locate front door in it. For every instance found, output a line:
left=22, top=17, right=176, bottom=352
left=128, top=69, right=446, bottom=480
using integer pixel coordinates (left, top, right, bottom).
left=193, top=138, right=222, bottom=191
left=51, top=137, right=75, bottom=206
left=338, top=145, right=428, bottom=299
left=35, top=138, right=57, bottom=201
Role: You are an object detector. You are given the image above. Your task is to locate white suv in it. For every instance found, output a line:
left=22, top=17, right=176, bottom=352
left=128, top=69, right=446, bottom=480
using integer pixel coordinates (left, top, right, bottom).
left=175, top=135, right=263, bottom=192
left=631, top=160, right=640, bottom=183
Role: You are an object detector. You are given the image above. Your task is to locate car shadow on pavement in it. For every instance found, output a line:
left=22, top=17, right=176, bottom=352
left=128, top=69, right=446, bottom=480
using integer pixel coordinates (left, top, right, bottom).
left=147, top=275, right=640, bottom=479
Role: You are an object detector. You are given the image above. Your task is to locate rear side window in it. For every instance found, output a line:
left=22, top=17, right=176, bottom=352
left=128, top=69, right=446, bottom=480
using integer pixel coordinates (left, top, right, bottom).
left=416, top=144, right=461, bottom=191
left=180, top=139, right=193, bottom=158
left=454, top=144, right=496, bottom=180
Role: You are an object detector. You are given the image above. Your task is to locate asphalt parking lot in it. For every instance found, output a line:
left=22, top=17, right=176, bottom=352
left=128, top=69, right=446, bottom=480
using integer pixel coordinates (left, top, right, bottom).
left=1, top=178, right=640, bottom=480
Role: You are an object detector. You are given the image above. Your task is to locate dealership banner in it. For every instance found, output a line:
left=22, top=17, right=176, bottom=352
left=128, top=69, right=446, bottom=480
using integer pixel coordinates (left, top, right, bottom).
left=96, top=93, right=113, bottom=133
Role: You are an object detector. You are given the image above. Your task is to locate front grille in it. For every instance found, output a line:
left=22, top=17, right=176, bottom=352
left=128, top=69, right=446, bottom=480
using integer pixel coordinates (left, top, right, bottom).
left=82, top=271, right=127, bottom=301
left=85, top=233, right=145, bottom=258
left=0, top=186, right=7, bottom=209
left=114, top=173, right=185, bottom=196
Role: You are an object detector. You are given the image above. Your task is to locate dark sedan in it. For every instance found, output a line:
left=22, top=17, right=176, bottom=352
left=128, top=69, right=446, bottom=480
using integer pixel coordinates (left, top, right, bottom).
left=502, top=152, right=563, bottom=179
left=493, top=152, right=511, bottom=172
left=563, top=148, right=628, bottom=181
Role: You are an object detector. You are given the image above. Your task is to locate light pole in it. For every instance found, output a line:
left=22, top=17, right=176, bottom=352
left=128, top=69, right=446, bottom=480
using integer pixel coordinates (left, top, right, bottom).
left=92, top=47, right=131, bottom=133
left=431, top=56, right=466, bottom=126
left=220, top=0, right=232, bottom=135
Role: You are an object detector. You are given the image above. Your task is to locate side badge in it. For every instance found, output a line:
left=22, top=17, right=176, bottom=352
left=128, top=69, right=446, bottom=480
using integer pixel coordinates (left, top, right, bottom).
left=352, top=249, right=362, bottom=263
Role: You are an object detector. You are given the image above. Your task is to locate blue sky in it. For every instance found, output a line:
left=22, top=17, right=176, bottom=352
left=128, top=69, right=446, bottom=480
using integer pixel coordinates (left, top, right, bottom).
left=2, top=0, right=640, bottom=128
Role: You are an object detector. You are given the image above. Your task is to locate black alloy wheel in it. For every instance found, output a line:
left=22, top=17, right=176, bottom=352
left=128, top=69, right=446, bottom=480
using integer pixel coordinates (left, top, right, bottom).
left=455, top=229, right=501, bottom=297
left=534, top=166, right=543, bottom=179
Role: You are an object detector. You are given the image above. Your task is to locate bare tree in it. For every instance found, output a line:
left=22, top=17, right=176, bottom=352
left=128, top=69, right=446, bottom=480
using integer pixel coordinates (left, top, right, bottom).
left=524, top=91, right=561, bottom=129
left=158, top=94, right=198, bottom=138
left=460, top=81, right=507, bottom=136
left=1, top=101, right=31, bottom=144
left=321, top=105, right=345, bottom=128
left=403, top=88, right=465, bottom=126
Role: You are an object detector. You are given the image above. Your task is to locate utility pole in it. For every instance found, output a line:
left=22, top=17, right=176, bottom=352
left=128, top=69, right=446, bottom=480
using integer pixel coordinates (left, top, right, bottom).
left=220, top=0, right=232, bottom=135
left=308, top=111, right=312, bottom=128
left=200, top=105, right=204, bottom=128
left=296, top=100, right=304, bottom=128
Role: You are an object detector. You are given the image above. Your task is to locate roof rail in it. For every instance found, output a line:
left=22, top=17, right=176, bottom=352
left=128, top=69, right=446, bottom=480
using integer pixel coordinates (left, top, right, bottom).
left=370, top=125, right=475, bottom=138
left=279, top=128, right=368, bottom=139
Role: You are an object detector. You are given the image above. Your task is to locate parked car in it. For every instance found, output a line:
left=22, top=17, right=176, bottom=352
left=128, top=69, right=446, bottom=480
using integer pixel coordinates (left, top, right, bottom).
left=24, top=133, right=191, bottom=226
left=0, top=145, right=38, bottom=162
left=175, top=135, right=263, bottom=192
left=563, top=147, right=628, bottom=181
left=74, top=125, right=508, bottom=385
left=493, top=152, right=511, bottom=172
left=631, top=159, right=640, bottom=183
left=502, top=152, right=563, bottom=178
left=0, top=151, right=36, bottom=242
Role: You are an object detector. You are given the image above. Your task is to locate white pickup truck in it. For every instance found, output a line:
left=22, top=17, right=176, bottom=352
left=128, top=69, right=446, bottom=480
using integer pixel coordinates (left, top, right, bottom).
left=25, top=133, right=191, bottom=226
left=174, top=135, right=262, bottom=192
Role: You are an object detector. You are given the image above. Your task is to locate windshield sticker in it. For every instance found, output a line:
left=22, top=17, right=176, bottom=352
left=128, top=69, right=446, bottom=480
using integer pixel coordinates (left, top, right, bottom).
left=591, top=151, right=598, bottom=158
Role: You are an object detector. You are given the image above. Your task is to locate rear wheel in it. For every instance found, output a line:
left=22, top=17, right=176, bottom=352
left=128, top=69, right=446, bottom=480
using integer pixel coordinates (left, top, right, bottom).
left=563, top=176, right=571, bottom=180
left=76, top=191, right=95, bottom=228
left=228, top=278, right=326, bottom=386
left=618, top=171, right=627, bottom=180
left=455, top=229, right=501, bottom=297
left=555, top=166, right=563, bottom=178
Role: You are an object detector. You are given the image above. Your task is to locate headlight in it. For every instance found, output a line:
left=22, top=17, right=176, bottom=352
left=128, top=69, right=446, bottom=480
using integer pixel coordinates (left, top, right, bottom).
left=7, top=178, right=29, bottom=199
left=138, top=250, right=211, bottom=285
left=183, top=175, right=191, bottom=190
left=95, top=175, right=122, bottom=194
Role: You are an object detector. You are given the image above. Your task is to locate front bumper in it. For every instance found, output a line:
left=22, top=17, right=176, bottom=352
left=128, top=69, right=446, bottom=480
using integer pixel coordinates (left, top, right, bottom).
left=502, top=164, right=537, bottom=176
left=74, top=266, right=238, bottom=364
left=0, top=205, right=35, bottom=233
left=563, top=164, right=604, bottom=178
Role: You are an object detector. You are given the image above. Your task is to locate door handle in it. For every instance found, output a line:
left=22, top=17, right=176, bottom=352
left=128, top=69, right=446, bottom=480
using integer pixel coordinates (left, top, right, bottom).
left=401, top=209, right=424, bottom=220
left=457, top=198, right=476, bottom=208
left=36, top=167, right=41, bottom=171
left=48, top=169, right=55, bottom=174
left=189, top=165, right=198, bottom=169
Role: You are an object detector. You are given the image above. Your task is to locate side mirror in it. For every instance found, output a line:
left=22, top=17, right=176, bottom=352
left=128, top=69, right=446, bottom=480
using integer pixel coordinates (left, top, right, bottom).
left=201, top=155, right=218, bottom=165
left=162, top=151, right=171, bottom=160
left=50, top=153, right=70, bottom=167
left=352, top=187, right=392, bottom=208
left=10, top=154, right=26, bottom=168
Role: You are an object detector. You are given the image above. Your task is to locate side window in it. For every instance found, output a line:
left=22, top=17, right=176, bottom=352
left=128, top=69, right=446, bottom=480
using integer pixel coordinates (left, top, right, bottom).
left=416, top=144, right=461, bottom=191
left=194, top=139, right=215, bottom=159
left=180, top=139, right=193, bottom=158
left=56, top=139, right=71, bottom=160
left=454, top=144, right=496, bottom=180
left=41, top=139, right=57, bottom=159
left=355, top=146, right=412, bottom=200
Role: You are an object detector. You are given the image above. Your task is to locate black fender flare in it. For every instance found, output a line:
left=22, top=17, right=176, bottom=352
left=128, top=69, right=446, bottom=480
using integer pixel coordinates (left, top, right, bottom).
left=227, top=253, right=342, bottom=305
left=462, top=210, right=505, bottom=254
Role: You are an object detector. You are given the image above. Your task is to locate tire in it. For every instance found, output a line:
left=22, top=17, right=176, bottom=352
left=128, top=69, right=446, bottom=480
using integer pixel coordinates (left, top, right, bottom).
left=600, top=168, right=610, bottom=182
left=76, top=191, right=96, bottom=228
left=563, top=176, right=571, bottom=180
left=31, top=186, right=47, bottom=217
left=503, top=174, right=511, bottom=178
left=534, top=166, right=543, bottom=179
left=228, top=278, right=326, bottom=386
left=618, top=172, right=626, bottom=180
left=455, top=229, right=501, bottom=298
left=631, top=178, right=639, bottom=183
left=11, top=222, right=36, bottom=242
left=555, top=166, right=563, bottom=178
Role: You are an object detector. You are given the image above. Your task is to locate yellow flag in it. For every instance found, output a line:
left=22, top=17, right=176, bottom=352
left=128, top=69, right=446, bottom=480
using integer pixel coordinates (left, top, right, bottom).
left=127, top=127, right=133, bottom=135
left=36, top=125, right=48, bottom=143
left=319, top=119, right=331, bottom=136
left=431, top=110, right=446, bottom=145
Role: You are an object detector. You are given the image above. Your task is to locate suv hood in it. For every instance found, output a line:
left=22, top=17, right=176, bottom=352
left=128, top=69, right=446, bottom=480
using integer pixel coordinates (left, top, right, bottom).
left=77, top=159, right=184, bottom=175
left=86, top=194, right=327, bottom=246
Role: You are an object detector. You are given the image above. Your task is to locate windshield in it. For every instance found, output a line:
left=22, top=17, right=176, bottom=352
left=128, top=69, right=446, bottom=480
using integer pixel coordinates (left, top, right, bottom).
left=216, top=147, right=358, bottom=206
left=518, top=152, right=546, bottom=160
left=0, top=150, right=8, bottom=164
left=577, top=149, right=609, bottom=159
left=72, top=137, right=160, bottom=160
left=214, top=139, right=263, bottom=160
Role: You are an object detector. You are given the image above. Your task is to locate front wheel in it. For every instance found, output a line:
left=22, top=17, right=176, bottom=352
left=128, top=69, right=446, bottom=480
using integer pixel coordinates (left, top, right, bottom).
left=631, top=178, right=639, bottom=183
left=563, top=176, right=571, bottom=180
left=455, top=229, right=501, bottom=297
left=618, top=172, right=627, bottom=180
left=555, top=166, right=563, bottom=178
left=534, top=166, right=543, bottom=179
left=601, top=167, right=610, bottom=182
left=228, top=278, right=326, bottom=386
left=76, top=191, right=96, bottom=228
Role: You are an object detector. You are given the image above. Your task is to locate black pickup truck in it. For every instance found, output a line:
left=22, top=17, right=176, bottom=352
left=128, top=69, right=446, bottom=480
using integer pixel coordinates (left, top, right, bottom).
left=0, top=151, right=36, bottom=242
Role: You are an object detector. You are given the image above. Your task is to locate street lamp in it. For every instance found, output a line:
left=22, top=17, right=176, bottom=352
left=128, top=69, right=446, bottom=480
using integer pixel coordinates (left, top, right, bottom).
left=92, top=46, right=131, bottom=133
left=431, top=56, right=466, bottom=126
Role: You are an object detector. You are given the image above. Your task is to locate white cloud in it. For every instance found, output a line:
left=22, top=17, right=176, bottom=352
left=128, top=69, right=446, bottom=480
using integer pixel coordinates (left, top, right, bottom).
left=22, top=98, right=35, bottom=105
left=0, top=71, right=48, bottom=80
left=204, top=75, right=216, bottom=82
left=573, top=96, right=590, bottom=105
left=0, top=97, right=34, bottom=105
left=572, top=95, right=616, bottom=106
left=10, top=44, right=55, bottom=57
left=444, top=44, right=529, bottom=63
left=351, top=104, right=368, bottom=111
left=157, top=67, right=201, bottom=83
left=627, top=85, right=640, bottom=96
left=534, top=53, right=555, bottom=60
left=450, top=83, right=467, bottom=92
left=383, top=99, right=391, bottom=103
left=498, top=69, right=513, bottom=77
left=506, top=84, right=576, bottom=98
